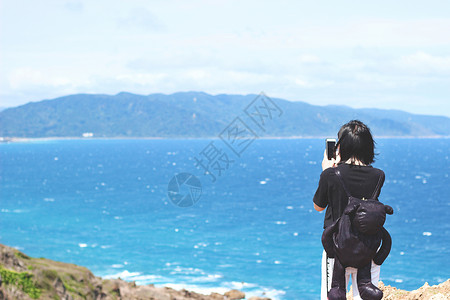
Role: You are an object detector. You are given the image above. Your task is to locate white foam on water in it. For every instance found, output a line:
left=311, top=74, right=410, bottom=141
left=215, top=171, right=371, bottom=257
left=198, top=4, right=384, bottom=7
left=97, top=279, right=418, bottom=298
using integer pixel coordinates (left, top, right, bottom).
left=217, top=264, right=234, bottom=268
left=1, top=209, right=27, bottom=213
left=158, top=282, right=285, bottom=300
left=100, top=270, right=286, bottom=300
left=423, top=232, right=432, bottom=236
left=78, top=243, right=88, bottom=248
left=228, top=281, right=258, bottom=289
left=103, top=270, right=141, bottom=279
left=132, top=274, right=164, bottom=284
left=170, top=266, right=206, bottom=275
left=193, top=242, right=209, bottom=249
left=190, top=274, right=223, bottom=282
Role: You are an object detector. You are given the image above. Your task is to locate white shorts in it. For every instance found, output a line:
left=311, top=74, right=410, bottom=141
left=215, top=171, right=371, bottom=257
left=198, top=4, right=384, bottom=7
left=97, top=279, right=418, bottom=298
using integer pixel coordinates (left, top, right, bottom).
left=320, top=250, right=381, bottom=300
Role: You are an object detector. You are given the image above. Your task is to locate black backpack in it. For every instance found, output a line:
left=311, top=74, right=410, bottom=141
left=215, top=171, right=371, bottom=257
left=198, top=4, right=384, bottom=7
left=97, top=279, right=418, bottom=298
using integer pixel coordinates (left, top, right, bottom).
left=322, top=168, right=393, bottom=268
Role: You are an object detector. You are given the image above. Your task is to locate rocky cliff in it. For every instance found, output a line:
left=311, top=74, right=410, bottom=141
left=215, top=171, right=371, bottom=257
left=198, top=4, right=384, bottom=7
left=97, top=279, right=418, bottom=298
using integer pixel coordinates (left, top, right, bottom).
left=1, top=243, right=448, bottom=300
left=0, top=244, right=265, bottom=300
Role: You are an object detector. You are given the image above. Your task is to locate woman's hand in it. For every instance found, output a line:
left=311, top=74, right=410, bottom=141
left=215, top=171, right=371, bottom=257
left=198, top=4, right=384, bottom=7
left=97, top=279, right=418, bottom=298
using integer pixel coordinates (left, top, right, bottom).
left=322, top=150, right=337, bottom=171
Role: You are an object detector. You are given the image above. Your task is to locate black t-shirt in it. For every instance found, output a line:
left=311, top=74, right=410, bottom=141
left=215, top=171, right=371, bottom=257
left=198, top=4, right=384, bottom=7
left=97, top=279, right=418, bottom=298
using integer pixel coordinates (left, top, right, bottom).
left=313, top=163, right=385, bottom=229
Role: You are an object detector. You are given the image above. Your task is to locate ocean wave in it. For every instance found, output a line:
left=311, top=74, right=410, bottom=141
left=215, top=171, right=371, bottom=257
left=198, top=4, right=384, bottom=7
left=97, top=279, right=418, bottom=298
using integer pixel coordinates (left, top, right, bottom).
left=189, top=274, right=223, bottom=283
left=111, top=264, right=124, bottom=268
left=217, top=264, right=234, bottom=268
left=1, top=209, right=28, bottom=213
left=100, top=269, right=286, bottom=300
left=102, top=270, right=141, bottom=279
left=169, top=266, right=206, bottom=275
left=228, top=281, right=258, bottom=289
left=132, top=274, right=164, bottom=282
left=161, top=282, right=285, bottom=300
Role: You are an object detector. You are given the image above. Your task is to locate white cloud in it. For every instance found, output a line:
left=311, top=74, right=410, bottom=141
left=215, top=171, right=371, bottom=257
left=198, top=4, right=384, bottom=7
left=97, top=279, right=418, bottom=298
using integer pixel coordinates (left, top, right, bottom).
left=117, top=7, right=165, bottom=32
left=398, top=52, right=450, bottom=74
left=63, top=1, right=83, bottom=13
left=9, top=68, right=71, bottom=89
left=298, top=55, right=321, bottom=63
left=116, top=73, right=169, bottom=85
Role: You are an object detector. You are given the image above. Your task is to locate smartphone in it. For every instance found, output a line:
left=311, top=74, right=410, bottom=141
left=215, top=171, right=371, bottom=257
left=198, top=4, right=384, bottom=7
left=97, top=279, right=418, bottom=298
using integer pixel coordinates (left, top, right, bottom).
left=326, top=138, right=336, bottom=160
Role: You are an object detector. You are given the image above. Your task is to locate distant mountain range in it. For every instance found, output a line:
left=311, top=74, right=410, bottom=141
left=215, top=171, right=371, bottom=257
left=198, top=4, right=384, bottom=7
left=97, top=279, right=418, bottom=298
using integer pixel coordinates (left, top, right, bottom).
left=1, top=91, right=449, bottom=138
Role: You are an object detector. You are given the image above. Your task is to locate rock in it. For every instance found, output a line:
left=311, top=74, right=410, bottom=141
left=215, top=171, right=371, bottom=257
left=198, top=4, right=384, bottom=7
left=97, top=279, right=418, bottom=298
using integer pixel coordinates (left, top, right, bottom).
left=53, top=277, right=66, bottom=297
left=110, top=280, right=121, bottom=296
left=248, top=297, right=271, bottom=300
left=0, top=246, right=27, bottom=272
left=210, top=292, right=226, bottom=299
left=224, top=289, right=245, bottom=299
left=429, top=294, right=447, bottom=300
left=377, top=280, right=450, bottom=300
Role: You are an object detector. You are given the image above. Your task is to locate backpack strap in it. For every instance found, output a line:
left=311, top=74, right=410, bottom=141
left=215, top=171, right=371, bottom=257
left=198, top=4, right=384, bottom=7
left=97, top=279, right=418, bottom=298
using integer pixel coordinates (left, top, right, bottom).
left=370, top=172, right=383, bottom=199
left=334, top=168, right=352, bottom=198
left=334, top=167, right=382, bottom=200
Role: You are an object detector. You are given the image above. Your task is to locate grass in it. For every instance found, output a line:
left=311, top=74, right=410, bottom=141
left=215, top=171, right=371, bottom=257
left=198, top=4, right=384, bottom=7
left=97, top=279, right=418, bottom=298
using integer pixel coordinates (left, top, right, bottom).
left=0, top=266, right=42, bottom=299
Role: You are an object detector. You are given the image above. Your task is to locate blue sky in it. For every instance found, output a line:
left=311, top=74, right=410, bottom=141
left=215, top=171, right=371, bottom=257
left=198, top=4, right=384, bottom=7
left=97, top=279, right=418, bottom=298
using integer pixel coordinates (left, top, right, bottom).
left=1, top=0, right=450, bottom=116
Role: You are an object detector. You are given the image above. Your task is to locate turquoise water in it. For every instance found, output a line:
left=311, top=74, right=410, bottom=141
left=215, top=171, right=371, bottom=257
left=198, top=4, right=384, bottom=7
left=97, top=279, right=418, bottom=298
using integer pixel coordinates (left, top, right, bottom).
left=0, top=138, right=449, bottom=299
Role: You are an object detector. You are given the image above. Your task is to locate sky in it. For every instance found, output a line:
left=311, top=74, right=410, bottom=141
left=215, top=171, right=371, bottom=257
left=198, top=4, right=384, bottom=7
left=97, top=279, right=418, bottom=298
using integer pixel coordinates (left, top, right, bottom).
left=1, top=0, right=450, bottom=116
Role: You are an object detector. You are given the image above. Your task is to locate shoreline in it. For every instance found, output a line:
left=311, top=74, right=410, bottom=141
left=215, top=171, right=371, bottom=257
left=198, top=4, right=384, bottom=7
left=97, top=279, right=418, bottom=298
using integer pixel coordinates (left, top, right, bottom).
left=0, top=243, right=268, bottom=300
left=2, top=135, right=449, bottom=143
left=0, top=243, right=448, bottom=300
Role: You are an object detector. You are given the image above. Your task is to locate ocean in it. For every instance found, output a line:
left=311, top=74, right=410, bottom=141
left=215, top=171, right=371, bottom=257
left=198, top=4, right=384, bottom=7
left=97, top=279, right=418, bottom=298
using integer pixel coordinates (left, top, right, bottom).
left=0, top=138, right=449, bottom=299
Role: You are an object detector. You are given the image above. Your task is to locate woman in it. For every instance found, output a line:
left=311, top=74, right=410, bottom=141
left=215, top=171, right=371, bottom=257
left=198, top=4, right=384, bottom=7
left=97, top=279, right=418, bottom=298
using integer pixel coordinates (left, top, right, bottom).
left=313, top=120, right=385, bottom=300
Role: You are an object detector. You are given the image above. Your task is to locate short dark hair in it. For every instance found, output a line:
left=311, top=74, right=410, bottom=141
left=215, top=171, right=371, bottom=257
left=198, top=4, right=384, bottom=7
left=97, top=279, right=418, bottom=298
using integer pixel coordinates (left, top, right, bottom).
left=337, top=120, right=375, bottom=165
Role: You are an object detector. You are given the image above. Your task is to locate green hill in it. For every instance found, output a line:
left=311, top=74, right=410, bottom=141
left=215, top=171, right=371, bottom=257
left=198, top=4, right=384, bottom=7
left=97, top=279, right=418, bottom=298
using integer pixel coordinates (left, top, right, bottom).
left=1, top=92, right=449, bottom=138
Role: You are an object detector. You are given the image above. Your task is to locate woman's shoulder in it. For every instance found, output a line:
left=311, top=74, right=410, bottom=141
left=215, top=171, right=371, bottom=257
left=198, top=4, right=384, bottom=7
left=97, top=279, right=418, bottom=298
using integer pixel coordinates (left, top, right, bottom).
left=363, top=165, right=386, bottom=184
left=370, top=166, right=385, bottom=177
left=320, top=166, right=338, bottom=178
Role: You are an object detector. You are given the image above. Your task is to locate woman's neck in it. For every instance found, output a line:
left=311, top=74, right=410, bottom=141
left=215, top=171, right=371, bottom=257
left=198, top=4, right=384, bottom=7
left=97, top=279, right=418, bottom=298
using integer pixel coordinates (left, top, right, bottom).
left=343, top=158, right=366, bottom=166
